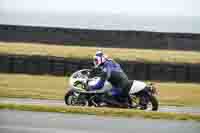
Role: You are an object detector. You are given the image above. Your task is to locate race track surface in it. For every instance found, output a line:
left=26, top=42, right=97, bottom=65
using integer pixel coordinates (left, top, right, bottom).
left=0, top=97, right=200, bottom=114
left=0, top=109, right=199, bottom=133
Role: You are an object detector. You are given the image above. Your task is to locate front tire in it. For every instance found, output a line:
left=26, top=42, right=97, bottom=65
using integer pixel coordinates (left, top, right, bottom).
left=64, top=89, right=89, bottom=106
left=64, top=89, right=76, bottom=105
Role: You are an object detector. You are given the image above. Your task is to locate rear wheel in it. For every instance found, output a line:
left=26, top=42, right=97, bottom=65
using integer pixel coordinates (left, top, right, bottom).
left=139, top=94, right=159, bottom=111
left=149, top=95, right=159, bottom=111
left=130, top=94, right=159, bottom=111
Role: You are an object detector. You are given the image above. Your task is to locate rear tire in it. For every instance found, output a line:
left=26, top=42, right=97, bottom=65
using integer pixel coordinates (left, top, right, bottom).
left=131, top=93, right=159, bottom=111
left=149, top=95, right=159, bottom=111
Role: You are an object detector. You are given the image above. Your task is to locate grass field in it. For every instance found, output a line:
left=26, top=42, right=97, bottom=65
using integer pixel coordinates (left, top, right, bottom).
left=0, top=73, right=200, bottom=106
left=1, top=42, right=200, bottom=64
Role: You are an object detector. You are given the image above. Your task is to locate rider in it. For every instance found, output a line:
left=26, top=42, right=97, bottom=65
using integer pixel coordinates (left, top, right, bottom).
left=88, top=50, right=133, bottom=108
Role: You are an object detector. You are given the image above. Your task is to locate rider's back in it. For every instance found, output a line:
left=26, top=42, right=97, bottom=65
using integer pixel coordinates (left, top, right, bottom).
left=102, top=60, right=129, bottom=89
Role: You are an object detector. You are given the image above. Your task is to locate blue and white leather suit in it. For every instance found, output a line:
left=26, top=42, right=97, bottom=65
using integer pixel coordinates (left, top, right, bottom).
left=90, top=59, right=131, bottom=99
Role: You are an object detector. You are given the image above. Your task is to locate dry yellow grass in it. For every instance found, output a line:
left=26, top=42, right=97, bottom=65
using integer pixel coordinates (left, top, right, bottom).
left=0, top=73, right=200, bottom=106
left=1, top=42, right=200, bottom=64
left=0, top=73, right=68, bottom=100
left=155, top=82, right=200, bottom=106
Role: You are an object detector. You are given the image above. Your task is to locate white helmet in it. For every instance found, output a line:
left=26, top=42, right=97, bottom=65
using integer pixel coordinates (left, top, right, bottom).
left=93, top=51, right=107, bottom=68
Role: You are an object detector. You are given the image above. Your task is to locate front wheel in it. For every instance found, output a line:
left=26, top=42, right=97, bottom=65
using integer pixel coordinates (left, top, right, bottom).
left=64, top=89, right=89, bottom=106
left=64, top=89, right=77, bottom=105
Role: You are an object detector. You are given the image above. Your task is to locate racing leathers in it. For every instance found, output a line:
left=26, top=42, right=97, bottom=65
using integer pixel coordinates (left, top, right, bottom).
left=89, top=59, right=132, bottom=107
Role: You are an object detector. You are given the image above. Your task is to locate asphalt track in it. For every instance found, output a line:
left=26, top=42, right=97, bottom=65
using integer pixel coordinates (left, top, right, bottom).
left=0, top=109, right=200, bottom=133
left=0, top=97, right=200, bottom=114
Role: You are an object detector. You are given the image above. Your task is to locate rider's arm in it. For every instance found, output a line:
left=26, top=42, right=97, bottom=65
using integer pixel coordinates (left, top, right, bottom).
left=89, top=65, right=111, bottom=90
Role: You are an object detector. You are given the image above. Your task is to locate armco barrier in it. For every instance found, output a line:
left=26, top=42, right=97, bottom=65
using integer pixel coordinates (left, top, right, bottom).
left=1, top=24, right=200, bottom=51
left=0, top=54, right=199, bottom=82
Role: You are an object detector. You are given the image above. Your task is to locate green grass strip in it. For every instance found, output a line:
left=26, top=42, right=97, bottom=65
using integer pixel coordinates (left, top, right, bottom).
left=0, top=103, right=200, bottom=122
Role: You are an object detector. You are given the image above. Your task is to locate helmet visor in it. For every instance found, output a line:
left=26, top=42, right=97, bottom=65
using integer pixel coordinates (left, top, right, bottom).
left=93, top=56, right=101, bottom=67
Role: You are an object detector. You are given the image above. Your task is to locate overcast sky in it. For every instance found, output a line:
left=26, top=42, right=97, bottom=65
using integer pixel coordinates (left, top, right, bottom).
left=0, top=0, right=199, bottom=33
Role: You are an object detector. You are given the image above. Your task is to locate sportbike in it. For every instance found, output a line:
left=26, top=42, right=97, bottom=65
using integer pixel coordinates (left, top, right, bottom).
left=65, top=69, right=159, bottom=111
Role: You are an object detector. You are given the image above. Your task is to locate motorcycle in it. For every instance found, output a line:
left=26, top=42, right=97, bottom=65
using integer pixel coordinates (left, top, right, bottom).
left=64, top=69, right=159, bottom=111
